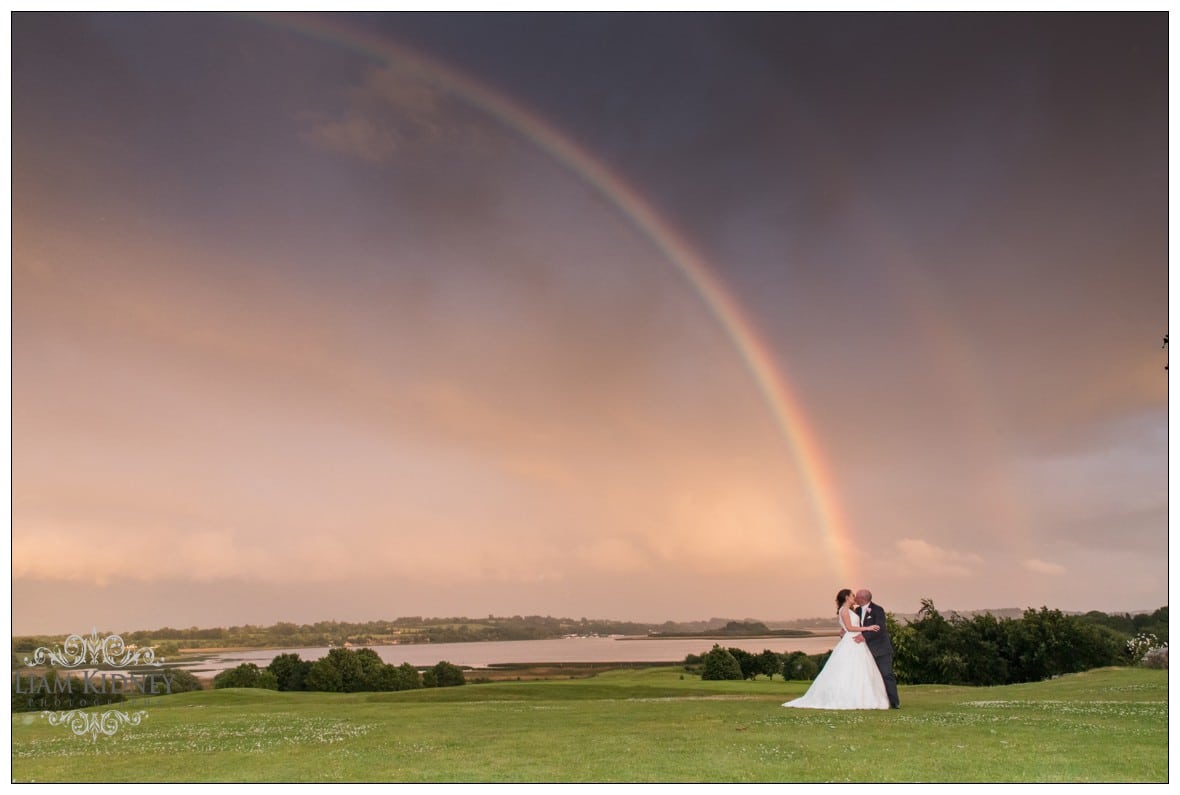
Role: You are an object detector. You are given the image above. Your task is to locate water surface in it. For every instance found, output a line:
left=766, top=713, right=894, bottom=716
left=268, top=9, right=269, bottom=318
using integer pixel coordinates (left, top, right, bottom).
left=175, top=634, right=840, bottom=675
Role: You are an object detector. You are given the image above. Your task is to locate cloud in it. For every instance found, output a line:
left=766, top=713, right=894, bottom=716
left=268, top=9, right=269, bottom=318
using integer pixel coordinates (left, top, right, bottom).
left=306, top=114, right=400, bottom=163
left=894, top=538, right=983, bottom=578
left=1021, top=558, right=1066, bottom=576
left=364, top=63, right=445, bottom=120
left=643, top=486, right=804, bottom=576
left=303, top=63, right=482, bottom=164
left=574, top=537, right=650, bottom=574
left=11, top=518, right=567, bottom=588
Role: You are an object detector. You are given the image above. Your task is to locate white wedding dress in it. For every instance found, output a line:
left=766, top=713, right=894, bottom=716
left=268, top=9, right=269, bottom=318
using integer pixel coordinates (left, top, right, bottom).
left=782, top=609, right=890, bottom=710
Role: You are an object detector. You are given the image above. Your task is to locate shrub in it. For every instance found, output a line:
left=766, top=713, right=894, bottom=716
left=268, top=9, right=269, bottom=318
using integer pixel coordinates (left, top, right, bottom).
left=756, top=649, right=783, bottom=680
left=212, top=663, right=278, bottom=690
left=1141, top=646, right=1168, bottom=669
left=700, top=645, right=742, bottom=680
left=893, top=600, right=1124, bottom=686
left=165, top=668, right=204, bottom=693
left=305, top=658, right=344, bottom=692
left=268, top=653, right=313, bottom=691
left=1126, top=633, right=1161, bottom=665
left=424, top=660, right=465, bottom=688
left=393, top=662, right=423, bottom=690
left=726, top=647, right=758, bottom=680
left=782, top=651, right=819, bottom=681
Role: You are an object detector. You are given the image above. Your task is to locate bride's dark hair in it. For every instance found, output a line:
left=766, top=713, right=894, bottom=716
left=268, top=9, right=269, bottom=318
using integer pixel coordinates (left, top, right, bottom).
left=835, top=588, right=852, bottom=610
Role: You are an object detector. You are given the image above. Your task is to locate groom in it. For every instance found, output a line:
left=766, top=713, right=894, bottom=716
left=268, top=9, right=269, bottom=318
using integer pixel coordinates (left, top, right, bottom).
left=853, top=589, right=900, bottom=709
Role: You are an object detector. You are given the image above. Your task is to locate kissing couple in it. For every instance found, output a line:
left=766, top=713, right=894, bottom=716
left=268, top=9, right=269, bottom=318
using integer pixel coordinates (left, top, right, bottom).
left=782, top=588, right=900, bottom=710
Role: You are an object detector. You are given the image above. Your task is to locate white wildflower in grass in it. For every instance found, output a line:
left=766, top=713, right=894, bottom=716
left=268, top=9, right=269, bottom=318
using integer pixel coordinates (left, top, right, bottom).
left=10, top=667, right=1168, bottom=783
left=12, top=714, right=372, bottom=759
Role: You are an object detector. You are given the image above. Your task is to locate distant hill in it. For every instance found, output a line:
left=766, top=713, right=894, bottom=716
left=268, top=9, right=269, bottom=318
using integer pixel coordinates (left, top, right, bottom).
left=13, top=607, right=1164, bottom=650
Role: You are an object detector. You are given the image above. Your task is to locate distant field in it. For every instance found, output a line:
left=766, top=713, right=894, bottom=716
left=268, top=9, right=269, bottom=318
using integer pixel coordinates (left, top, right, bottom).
left=11, top=666, right=1166, bottom=783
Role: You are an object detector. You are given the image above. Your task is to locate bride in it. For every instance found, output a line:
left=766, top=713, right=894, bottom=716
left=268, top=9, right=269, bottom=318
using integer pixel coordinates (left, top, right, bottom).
left=782, top=588, right=890, bottom=710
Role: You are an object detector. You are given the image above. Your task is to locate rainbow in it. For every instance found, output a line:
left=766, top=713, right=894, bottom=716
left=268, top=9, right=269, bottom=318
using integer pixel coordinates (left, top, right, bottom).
left=251, top=12, right=859, bottom=583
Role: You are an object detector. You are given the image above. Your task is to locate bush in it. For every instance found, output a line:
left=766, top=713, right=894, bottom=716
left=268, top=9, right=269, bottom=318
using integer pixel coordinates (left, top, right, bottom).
left=305, top=658, right=344, bottom=692
left=782, top=651, right=819, bottom=681
left=424, top=661, right=466, bottom=688
left=274, top=648, right=428, bottom=692
left=392, top=662, right=423, bottom=690
left=165, top=668, right=204, bottom=693
left=893, top=600, right=1125, bottom=686
left=726, top=647, right=758, bottom=680
left=268, top=653, right=313, bottom=691
left=756, top=649, right=783, bottom=680
left=1141, top=646, right=1168, bottom=669
left=1126, top=633, right=1161, bottom=665
left=212, top=663, right=278, bottom=690
left=700, top=645, right=742, bottom=680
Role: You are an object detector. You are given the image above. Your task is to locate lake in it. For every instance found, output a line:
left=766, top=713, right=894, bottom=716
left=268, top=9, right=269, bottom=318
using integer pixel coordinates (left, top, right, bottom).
left=174, top=635, right=840, bottom=676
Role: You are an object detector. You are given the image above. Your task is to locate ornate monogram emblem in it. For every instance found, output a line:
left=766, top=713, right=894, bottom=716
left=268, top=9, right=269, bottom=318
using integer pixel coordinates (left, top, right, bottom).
left=19, top=629, right=166, bottom=740
left=24, top=628, right=164, bottom=669
left=44, top=708, right=149, bottom=740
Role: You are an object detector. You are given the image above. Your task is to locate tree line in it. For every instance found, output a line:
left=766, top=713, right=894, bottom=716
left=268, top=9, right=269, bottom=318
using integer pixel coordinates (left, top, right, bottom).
left=687, top=647, right=818, bottom=681
left=889, top=601, right=1166, bottom=686
left=650, top=620, right=811, bottom=639
left=691, top=602, right=1168, bottom=685
left=11, top=668, right=204, bottom=712
left=212, top=647, right=466, bottom=692
left=12, top=615, right=709, bottom=655
left=13, top=648, right=465, bottom=709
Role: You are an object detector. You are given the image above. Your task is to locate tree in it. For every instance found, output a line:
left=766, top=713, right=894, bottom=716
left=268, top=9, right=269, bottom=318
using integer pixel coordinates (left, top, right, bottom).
left=1131, top=606, right=1169, bottom=645
left=892, top=600, right=1125, bottom=686
left=354, top=648, right=394, bottom=691
left=1005, top=607, right=1121, bottom=681
left=781, top=651, right=819, bottom=681
left=700, top=645, right=742, bottom=680
left=272, top=648, right=429, bottom=692
left=722, top=620, right=770, bottom=635
left=212, top=663, right=278, bottom=690
left=727, top=647, right=759, bottom=680
left=424, top=660, right=465, bottom=688
left=305, top=658, right=344, bottom=692
left=756, top=649, right=783, bottom=680
left=892, top=598, right=958, bottom=684
left=165, top=668, right=204, bottom=693
left=317, top=648, right=366, bottom=692
left=953, top=613, right=1010, bottom=687
left=392, top=662, right=423, bottom=690
left=268, top=653, right=312, bottom=691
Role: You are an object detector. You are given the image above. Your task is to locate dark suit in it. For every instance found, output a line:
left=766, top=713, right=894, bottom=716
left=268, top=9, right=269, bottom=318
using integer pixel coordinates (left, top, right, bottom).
left=858, top=602, right=899, bottom=708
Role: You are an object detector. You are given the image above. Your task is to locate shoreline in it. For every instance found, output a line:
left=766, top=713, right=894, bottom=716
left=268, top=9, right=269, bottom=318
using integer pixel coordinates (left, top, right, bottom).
left=177, top=632, right=837, bottom=656
left=621, top=632, right=837, bottom=641
left=160, top=635, right=843, bottom=681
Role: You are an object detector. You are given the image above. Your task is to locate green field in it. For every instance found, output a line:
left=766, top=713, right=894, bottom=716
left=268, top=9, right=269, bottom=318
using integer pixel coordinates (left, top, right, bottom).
left=11, top=666, right=1166, bottom=783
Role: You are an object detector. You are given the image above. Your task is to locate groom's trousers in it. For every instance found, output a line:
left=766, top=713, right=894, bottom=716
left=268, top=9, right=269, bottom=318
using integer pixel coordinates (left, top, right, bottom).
left=872, top=651, right=899, bottom=708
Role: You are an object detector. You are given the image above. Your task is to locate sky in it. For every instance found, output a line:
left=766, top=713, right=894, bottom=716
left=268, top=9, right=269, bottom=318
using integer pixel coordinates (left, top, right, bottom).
left=10, top=11, right=1169, bottom=635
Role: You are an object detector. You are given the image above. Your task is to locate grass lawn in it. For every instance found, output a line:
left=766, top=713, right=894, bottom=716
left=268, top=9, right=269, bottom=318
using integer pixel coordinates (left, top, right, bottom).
left=10, top=666, right=1166, bottom=783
